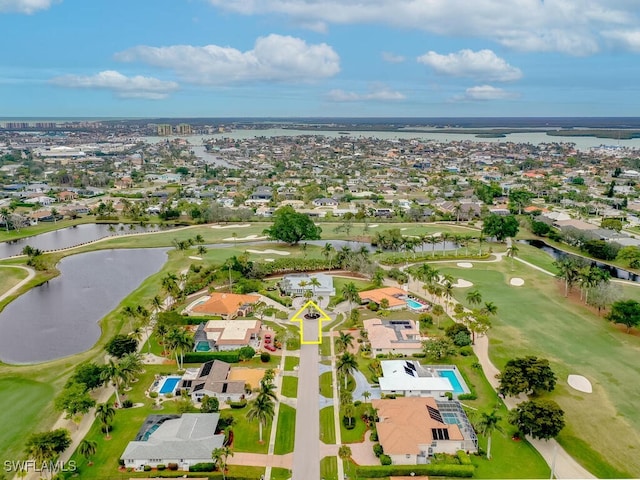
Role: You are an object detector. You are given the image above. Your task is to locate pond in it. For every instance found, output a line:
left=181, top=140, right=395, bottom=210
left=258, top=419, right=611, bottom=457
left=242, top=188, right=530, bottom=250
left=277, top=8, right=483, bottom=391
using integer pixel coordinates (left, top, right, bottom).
left=521, top=239, right=640, bottom=282
left=0, top=248, right=168, bottom=364
left=0, top=223, right=166, bottom=259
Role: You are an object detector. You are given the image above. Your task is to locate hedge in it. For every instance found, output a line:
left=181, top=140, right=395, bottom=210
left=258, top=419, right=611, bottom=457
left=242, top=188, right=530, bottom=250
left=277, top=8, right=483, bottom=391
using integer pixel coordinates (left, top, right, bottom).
left=189, top=462, right=215, bottom=472
left=183, top=351, right=240, bottom=364
left=355, top=464, right=474, bottom=478
left=457, top=450, right=472, bottom=465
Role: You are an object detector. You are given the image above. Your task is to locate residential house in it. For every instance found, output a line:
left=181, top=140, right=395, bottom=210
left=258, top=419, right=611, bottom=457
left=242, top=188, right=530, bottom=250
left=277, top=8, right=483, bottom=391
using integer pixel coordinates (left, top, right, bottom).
left=279, top=273, right=335, bottom=298
left=378, top=360, right=455, bottom=397
left=187, top=293, right=260, bottom=320
left=194, top=319, right=261, bottom=352
left=363, top=319, right=423, bottom=355
left=120, top=413, right=225, bottom=471
left=179, top=360, right=246, bottom=403
left=372, top=397, right=477, bottom=465
left=358, top=287, right=408, bottom=310
left=312, top=197, right=338, bottom=208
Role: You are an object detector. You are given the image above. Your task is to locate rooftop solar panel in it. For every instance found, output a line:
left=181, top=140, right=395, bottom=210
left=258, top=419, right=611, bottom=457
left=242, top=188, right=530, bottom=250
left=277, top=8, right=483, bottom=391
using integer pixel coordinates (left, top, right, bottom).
left=427, top=405, right=444, bottom=423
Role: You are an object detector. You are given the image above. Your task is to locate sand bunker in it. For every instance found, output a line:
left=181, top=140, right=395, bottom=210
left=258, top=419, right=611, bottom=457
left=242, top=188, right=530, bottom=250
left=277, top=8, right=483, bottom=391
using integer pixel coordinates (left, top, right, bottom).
left=567, top=374, right=592, bottom=393
left=211, top=223, right=251, bottom=229
left=457, top=262, right=473, bottom=268
left=188, top=256, right=202, bottom=260
left=369, top=224, right=379, bottom=228
left=246, top=249, right=291, bottom=256
left=223, top=234, right=268, bottom=241
left=453, top=279, right=474, bottom=288
left=510, top=278, right=525, bottom=286
left=264, top=258, right=275, bottom=262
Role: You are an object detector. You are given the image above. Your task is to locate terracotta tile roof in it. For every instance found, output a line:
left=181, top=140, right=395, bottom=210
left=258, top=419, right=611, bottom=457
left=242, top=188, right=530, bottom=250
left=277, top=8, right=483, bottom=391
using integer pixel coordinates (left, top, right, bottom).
left=192, top=293, right=260, bottom=315
left=358, top=287, right=407, bottom=307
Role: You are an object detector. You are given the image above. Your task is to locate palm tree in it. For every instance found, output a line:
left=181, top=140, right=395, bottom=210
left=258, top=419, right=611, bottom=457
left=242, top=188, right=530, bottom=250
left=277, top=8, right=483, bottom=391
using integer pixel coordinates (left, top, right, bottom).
left=257, top=379, right=278, bottom=402
left=119, top=352, right=144, bottom=388
left=246, top=394, right=275, bottom=443
left=154, top=323, right=168, bottom=354
left=95, top=402, right=116, bottom=438
left=440, top=232, right=451, bottom=256
left=476, top=409, right=503, bottom=460
left=554, top=257, right=580, bottom=297
left=466, top=289, right=483, bottom=308
left=336, top=331, right=354, bottom=353
left=194, top=234, right=205, bottom=244
left=337, top=352, right=358, bottom=389
left=443, top=281, right=454, bottom=313
left=338, top=444, right=354, bottom=478
left=197, top=245, right=207, bottom=255
left=477, top=233, right=486, bottom=256
left=341, top=282, right=360, bottom=318
left=211, top=446, right=234, bottom=480
left=100, top=359, right=124, bottom=407
left=152, top=295, right=163, bottom=315
left=362, top=390, right=371, bottom=402
left=121, top=305, right=137, bottom=332
left=506, top=243, right=519, bottom=269
left=464, top=234, right=474, bottom=256
left=309, top=276, right=322, bottom=299
left=166, top=328, right=194, bottom=370
left=322, top=242, right=335, bottom=270
left=78, top=439, right=97, bottom=466
left=481, top=301, right=498, bottom=316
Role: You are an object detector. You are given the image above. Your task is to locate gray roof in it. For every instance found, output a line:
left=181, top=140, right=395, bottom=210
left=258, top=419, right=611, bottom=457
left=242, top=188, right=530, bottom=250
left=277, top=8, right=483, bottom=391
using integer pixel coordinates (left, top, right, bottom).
left=121, top=413, right=224, bottom=461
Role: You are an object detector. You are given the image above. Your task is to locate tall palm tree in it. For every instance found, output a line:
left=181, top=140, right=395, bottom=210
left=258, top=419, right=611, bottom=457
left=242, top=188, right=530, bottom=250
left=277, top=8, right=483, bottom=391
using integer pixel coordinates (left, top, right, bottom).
left=119, top=352, right=144, bottom=388
left=100, top=359, right=124, bottom=407
left=78, top=439, right=97, bottom=465
left=154, top=323, right=168, bottom=354
left=477, top=233, right=486, bottom=256
left=466, top=289, right=483, bottom=308
left=440, top=232, right=451, bottom=256
left=476, top=409, right=503, bottom=460
left=211, top=446, right=234, bottom=480
left=166, top=328, right=194, bottom=370
left=309, top=276, right=322, bottom=299
left=481, top=301, right=498, bottom=316
left=337, top=352, right=358, bottom=389
left=322, top=242, right=335, bottom=270
left=341, top=282, right=360, bottom=318
left=121, top=305, right=137, bottom=332
left=464, top=234, right=474, bottom=256
left=152, top=295, right=163, bottom=315
left=506, top=243, right=519, bottom=270
left=246, top=394, right=275, bottom=442
left=95, top=402, right=116, bottom=438
left=553, top=257, right=580, bottom=297
left=336, top=331, right=354, bottom=353
left=257, top=379, right=278, bottom=402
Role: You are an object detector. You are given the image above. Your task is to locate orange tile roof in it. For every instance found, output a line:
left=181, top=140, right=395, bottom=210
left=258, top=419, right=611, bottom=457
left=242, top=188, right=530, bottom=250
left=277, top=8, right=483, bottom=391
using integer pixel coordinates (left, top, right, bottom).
left=192, top=293, right=260, bottom=315
left=359, top=287, right=407, bottom=307
left=372, top=397, right=463, bottom=455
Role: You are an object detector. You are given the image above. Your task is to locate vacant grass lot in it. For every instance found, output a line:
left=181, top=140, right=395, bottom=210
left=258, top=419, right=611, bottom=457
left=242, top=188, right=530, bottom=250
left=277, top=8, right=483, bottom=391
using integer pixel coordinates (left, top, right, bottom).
left=441, top=258, right=640, bottom=478
left=274, top=404, right=296, bottom=455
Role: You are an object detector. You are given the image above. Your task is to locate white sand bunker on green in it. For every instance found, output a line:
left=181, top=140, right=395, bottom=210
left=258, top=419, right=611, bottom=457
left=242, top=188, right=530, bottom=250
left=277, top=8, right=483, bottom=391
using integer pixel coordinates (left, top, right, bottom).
left=188, top=256, right=202, bottom=260
left=223, top=234, right=268, bottom=241
left=453, top=279, right=474, bottom=288
left=510, top=278, right=525, bottom=286
left=246, top=249, right=290, bottom=256
left=457, top=262, right=473, bottom=268
left=369, top=224, right=379, bottom=228
left=211, top=223, right=251, bottom=229
left=567, top=374, right=592, bottom=393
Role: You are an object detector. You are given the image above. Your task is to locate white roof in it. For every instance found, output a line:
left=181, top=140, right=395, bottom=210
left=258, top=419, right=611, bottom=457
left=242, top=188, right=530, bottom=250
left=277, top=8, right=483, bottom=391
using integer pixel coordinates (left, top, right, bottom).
left=379, top=360, right=453, bottom=393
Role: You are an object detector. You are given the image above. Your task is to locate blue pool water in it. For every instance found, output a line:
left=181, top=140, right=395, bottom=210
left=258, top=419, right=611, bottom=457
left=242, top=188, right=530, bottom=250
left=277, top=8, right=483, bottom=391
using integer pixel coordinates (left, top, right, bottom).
left=438, top=369, right=465, bottom=395
left=159, top=377, right=181, bottom=394
left=406, top=298, right=423, bottom=309
left=196, top=341, right=211, bottom=352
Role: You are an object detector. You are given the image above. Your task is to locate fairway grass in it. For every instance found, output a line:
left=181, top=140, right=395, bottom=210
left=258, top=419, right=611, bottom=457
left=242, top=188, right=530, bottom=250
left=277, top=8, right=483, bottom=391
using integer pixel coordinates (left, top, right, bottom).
left=442, top=259, right=640, bottom=477
left=0, top=266, right=28, bottom=296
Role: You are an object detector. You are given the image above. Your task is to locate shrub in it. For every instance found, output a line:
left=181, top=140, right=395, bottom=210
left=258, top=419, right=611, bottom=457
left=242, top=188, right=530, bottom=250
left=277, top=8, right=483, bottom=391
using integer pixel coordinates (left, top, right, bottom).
left=238, top=346, right=256, bottom=361
left=373, top=443, right=384, bottom=457
left=229, top=399, right=247, bottom=409
left=156, top=464, right=166, bottom=471
left=143, top=465, right=151, bottom=471
left=457, top=393, right=478, bottom=400
left=379, top=454, right=392, bottom=465
left=445, top=392, right=453, bottom=400
left=342, top=416, right=356, bottom=429
left=453, top=331, right=471, bottom=347
left=121, top=399, right=133, bottom=408
left=368, top=301, right=379, bottom=311
left=218, top=413, right=235, bottom=429
left=411, top=352, right=426, bottom=358
left=355, top=464, right=474, bottom=478
left=190, top=462, right=215, bottom=472
left=149, top=391, right=158, bottom=398
left=167, top=463, right=178, bottom=471
left=183, top=351, right=240, bottom=363
left=354, top=400, right=362, bottom=407
left=457, top=450, right=472, bottom=465
left=260, top=352, right=271, bottom=363
left=459, top=346, right=473, bottom=356
left=370, top=431, right=378, bottom=441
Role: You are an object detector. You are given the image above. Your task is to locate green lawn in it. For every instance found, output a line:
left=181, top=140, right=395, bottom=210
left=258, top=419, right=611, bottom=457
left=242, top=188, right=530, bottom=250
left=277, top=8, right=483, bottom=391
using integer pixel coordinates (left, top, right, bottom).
left=319, top=336, right=333, bottom=357
left=339, top=402, right=370, bottom=443
left=319, top=456, right=338, bottom=480
left=440, top=259, right=640, bottom=478
left=284, top=356, right=299, bottom=371
left=281, top=376, right=298, bottom=398
left=271, top=466, right=293, bottom=480
left=0, top=266, right=28, bottom=296
left=0, top=377, right=56, bottom=463
left=319, top=406, right=336, bottom=444
left=273, top=404, right=296, bottom=455
left=319, top=371, right=333, bottom=398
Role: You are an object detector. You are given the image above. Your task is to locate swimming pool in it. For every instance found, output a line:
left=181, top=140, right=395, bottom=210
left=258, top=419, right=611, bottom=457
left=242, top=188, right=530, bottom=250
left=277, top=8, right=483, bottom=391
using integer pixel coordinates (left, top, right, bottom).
left=158, top=376, right=181, bottom=395
left=438, top=369, right=466, bottom=395
left=441, top=412, right=460, bottom=425
left=406, top=298, right=424, bottom=310
left=195, top=341, right=211, bottom=352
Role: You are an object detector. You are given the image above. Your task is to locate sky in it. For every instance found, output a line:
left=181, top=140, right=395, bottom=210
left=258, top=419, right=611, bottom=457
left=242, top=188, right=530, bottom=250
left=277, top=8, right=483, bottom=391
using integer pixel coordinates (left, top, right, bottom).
left=2, top=0, right=640, bottom=118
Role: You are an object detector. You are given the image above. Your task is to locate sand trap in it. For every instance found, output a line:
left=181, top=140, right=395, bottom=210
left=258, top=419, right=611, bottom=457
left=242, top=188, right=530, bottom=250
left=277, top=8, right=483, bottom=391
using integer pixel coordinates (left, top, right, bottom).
left=430, top=232, right=442, bottom=237
left=510, top=277, right=525, bottom=286
left=188, top=256, right=202, bottom=260
left=246, top=249, right=291, bottom=256
left=264, top=258, right=275, bottom=262
left=568, top=374, right=592, bottom=393
left=400, top=227, right=408, bottom=231
left=453, top=279, right=474, bottom=288
left=457, top=262, right=473, bottom=268
left=228, top=367, right=266, bottom=390
left=369, top=224, right=379, bottom=228
left=211, top=223, right=251, bottom=229
left=223, top=234, right=268, bottom=241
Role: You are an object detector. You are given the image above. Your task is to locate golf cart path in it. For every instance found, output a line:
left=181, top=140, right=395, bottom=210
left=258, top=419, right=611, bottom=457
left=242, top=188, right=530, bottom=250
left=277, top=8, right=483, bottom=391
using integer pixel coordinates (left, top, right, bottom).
left=0, top=265, right=35, bottom=303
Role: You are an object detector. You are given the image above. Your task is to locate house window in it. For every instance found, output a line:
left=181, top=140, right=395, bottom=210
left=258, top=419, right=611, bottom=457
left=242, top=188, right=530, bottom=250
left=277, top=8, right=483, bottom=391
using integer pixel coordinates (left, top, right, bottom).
left=406, top=454, right=411, bottom=458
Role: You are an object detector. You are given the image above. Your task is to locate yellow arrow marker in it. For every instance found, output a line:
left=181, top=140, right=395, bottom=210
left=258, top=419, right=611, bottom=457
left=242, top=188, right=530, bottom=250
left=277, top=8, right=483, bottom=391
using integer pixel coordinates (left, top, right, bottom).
left=291, top=300, right=332, bottom=345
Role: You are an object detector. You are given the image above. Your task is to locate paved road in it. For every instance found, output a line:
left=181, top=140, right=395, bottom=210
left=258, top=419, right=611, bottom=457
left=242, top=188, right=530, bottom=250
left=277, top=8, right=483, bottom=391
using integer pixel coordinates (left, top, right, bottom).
left=291, top=343, right=320, bottom=480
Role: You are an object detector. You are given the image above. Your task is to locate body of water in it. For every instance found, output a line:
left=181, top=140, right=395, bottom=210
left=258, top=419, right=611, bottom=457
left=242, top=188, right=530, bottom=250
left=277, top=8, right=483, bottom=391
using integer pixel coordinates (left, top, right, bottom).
left=0, top=248, right=168, bottom=364
left=522, top=239, right=640, bottom=282
left=0, top=223, right=165, bottom=259
left=142, top=129, right=640, bottom=151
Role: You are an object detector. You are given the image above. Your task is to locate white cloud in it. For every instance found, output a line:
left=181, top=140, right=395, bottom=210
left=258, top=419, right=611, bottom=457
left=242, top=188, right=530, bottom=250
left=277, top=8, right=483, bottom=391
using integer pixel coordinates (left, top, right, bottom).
left=115, top=34, right=340, bottom=85
left=461, top=85, right=519, bottom=101
left=381, top=52, right=405, bottom=64
left=603, top=30, right=640, bottom=52
left=50, top=70, right=179, bottom=100
left=0, top=0, right=55, bottom=14
left=206, top=0, right=640, bottom=55
left=417, top=49, right=522, bottom=81
left=326, top=85, right=406, bottom=102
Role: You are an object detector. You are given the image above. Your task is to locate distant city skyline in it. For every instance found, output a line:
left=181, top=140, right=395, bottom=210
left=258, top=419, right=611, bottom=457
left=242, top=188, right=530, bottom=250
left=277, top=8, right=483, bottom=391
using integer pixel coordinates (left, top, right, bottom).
left=2, top=0, right=640, bottom=117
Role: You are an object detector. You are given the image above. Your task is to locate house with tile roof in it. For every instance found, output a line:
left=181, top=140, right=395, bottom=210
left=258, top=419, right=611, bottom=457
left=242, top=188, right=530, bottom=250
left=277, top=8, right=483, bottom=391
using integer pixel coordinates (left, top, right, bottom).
left=179, top=360, right=246, bottom=403
left=120, top=413, right=225, bottom=471
left=363, top=319, right=423, bottom=355
left=187, top=292, right=260, bottom=320
left=358, top=287, right=407, bottom=310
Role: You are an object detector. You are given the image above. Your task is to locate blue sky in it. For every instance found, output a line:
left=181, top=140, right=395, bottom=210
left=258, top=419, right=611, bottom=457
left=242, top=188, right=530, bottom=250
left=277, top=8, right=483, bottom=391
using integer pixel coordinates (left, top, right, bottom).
left=2, top=0, right=640, bottom=117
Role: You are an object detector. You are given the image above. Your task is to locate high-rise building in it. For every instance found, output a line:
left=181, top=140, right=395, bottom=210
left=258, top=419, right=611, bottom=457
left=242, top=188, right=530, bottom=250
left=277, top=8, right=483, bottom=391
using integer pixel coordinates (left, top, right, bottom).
left=157, top=124, right=173, bottom=136
left=176, top=123, right=192, bottom=135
